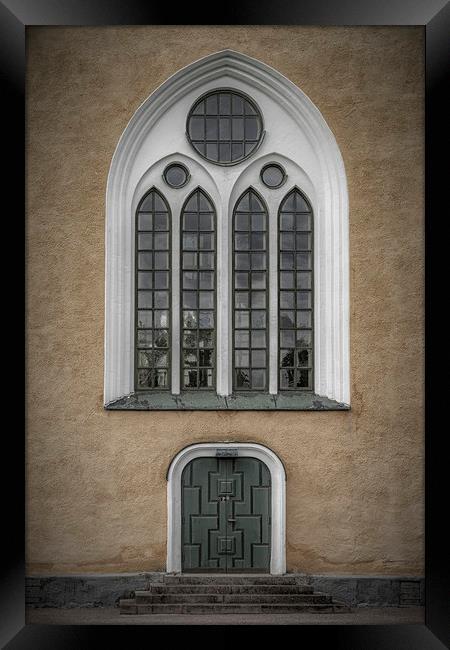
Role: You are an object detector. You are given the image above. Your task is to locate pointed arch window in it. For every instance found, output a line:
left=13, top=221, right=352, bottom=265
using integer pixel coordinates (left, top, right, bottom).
left=278, top=188, right=313, bottom=391
left=232, top=188, right=269, bottom=391
left=180, top=189, right=216, bottom=390
left=106, top=51, right=349, bottom=410
left=135, top=188, right=171, bottom=391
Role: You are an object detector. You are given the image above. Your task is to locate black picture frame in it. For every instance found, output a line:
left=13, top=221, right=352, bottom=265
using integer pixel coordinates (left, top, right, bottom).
left=2, top=1, right=449, bottom=647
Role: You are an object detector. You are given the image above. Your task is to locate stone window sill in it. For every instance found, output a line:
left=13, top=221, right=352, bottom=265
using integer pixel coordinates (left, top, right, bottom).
left=105, top=392, right=350, bottom=411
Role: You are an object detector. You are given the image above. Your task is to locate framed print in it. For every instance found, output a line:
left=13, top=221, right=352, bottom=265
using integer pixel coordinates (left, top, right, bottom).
left=2, top=1, right=449, bottom=647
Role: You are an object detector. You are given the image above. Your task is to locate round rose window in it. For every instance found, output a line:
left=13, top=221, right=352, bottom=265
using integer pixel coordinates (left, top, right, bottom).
left=186, top=90, right=263, bottom=165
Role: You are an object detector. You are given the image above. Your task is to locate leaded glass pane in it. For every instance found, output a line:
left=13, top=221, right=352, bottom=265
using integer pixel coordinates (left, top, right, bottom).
left=154, top=271, right=169, bottom=289
left=235, top=272, right=249, bottom=289
left=251, top=272, right=266, bottom=289
left=154, top=350, right=168, bottom=367
left=199, top=311, right=214, bottom=329
left=235, top=369, right=250, bottom=388
left=233, top=189, right=268, bottom=391
left=181, top=189, right=216, bottom=389
left=199, top=252, right=214, bottom=269
left=183, top=330, right=197, bottom=348
left=199, top=233, right=213, bottom=250
left=198, top=330, right=213, bottom=348
left=138, top=213, right=152, bottom=231
left=199, top=349, right=213, bottom=367
left=183, top=310, right=197, bottom=328
left=199, top=369, right=213, bottom=388
left=235, top=311, right=250, bottom=328
left=251, top=369, right=265, bottom=389
left=199, top=271, right=214, bottom=290
left=155, top=370, right=168, bottom=388
left=138, top=350, right=152, bottom=368
left=199, top=291, right=214, bottom=309
left=138, top=291, right=152, bottom=309
left=154, top=232, right=169, bottom=250
left=154, top=252, right=169, bottom=269
left=154, top=310, right=169, bottom=328
left=183, top=233, right=197, bottom=250
left=154, top=291, right=169, bottom=308
left=154, top=213, right=169, bottom=231
left=137, top=369, right=152, bottom=388
left=138, top=252, right=153, bottom=270
left=235, top=331, right=250, bottom=348
left=251, top=330, right=266, bottom=348
left=183, top=271, right=197, bottom=289
left=252, top=350, right=266, bottom=367
left=278, top=188, right=313, bottom=391
left=138, top=233, right=153, bottom=250
left=154, top=330, right=169, bottom=348
left=137, top=311, right=152, bottom=328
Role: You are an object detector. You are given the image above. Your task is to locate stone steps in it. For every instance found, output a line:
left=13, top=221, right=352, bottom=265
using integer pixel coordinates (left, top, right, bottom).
left=121, top=601, right=349, bottom=615
left=142, top=584, right=314, bottom=594
left=161, top=575, right=302, bottom=585
left=119, top=574, right=351, bottom=615
left=134, top=593, right=331, bottom=604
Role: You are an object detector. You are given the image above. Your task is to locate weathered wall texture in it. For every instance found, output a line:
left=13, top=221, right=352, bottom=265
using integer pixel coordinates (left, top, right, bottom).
left=26, top=26, right=424, bottom=576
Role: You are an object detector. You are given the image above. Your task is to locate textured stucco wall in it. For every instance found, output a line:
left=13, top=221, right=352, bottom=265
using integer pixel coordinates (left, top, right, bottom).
left=26, top=26, right=424, bottom=576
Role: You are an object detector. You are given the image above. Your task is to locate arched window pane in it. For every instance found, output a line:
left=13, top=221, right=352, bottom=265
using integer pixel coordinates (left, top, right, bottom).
left=135, top=189, right=171, bottom=390
left=233, top=189, right=268, bottom=391
left=278, top=189, right=313, bottom=390
left=181, top=189, right=216, bottom=389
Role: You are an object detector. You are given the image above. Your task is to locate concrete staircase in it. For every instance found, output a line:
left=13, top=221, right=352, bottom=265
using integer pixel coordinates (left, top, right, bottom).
left=120, top=574, right=351, bottom=614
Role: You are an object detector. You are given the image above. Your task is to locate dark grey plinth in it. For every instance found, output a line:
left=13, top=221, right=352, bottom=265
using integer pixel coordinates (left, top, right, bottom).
left=308, top=575, right=425, bottom=608
left=26, top=573, right=424, bottom=608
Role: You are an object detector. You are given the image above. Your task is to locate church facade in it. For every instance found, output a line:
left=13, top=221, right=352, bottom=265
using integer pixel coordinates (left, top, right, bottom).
left=26, top=25, right=424, bottom=605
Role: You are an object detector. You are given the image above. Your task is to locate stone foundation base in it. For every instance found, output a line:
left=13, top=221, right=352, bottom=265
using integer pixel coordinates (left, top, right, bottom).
left=26, top=573, right=424, bottom=608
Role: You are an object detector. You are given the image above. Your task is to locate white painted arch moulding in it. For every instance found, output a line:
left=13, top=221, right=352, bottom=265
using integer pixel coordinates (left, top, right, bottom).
left=166, top=442, right=286, bottom=575
left=104, top=49, right=350, bottom=406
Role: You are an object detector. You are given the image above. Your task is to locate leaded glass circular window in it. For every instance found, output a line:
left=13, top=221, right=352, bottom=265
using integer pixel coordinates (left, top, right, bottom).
left=186, top=90, right=264, bottom=165
left=261, top=163, right=286, bottom=188
left=163, top=163, right=189, bottom=188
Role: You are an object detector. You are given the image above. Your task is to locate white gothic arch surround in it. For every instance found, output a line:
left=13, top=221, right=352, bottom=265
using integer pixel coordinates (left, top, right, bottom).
left=166, top=442, right=286, bottom=574
left=104, top=49, right=350, bottom=405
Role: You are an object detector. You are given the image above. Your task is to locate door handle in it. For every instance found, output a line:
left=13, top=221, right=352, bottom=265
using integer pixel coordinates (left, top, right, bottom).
left=228, top=518, right=237, bottom=522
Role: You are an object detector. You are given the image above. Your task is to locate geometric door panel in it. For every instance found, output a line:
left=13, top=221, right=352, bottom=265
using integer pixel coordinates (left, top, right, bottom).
left=181, top=457, right=271, bottom=572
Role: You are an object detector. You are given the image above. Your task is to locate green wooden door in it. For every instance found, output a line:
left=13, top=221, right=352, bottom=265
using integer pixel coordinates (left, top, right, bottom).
left=181, top=456, right=271, bottom=572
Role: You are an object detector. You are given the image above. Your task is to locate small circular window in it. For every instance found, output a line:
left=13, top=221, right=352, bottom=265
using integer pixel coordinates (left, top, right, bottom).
left=186, top=90, right=264, bottom=165
left=163, top=163, right=190, bottom=188
left=260, top=163, right=286, bottom=188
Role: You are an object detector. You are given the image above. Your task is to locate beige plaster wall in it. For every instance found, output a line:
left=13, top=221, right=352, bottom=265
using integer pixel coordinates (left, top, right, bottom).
left=26, top=26, right=424, bottom=576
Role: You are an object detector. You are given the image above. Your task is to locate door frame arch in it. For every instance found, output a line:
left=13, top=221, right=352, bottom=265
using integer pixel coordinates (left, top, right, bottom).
left=167, top=442, right=286, bottom=574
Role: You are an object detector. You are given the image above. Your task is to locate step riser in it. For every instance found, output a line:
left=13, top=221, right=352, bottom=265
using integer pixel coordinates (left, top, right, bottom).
left=135, top=594, right=331, bottom=605
left=142, top=585, right=314, bottom=595
left=162, top=576, right=302, bottom=585
left=121, top=604, right=345, bottom=615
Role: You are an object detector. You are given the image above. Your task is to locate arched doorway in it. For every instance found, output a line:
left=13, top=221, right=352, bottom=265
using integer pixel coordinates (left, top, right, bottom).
left=167, top=442, right=286, bottom=574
